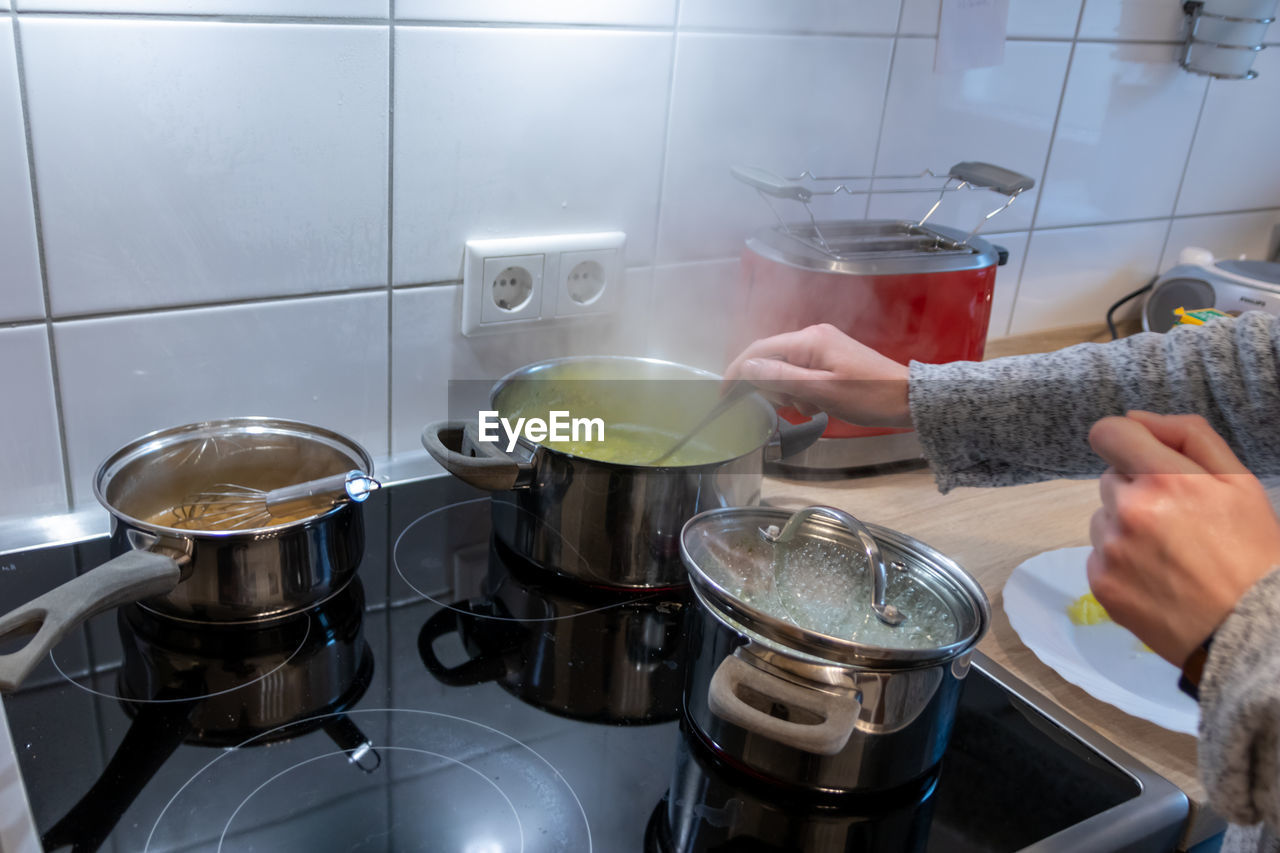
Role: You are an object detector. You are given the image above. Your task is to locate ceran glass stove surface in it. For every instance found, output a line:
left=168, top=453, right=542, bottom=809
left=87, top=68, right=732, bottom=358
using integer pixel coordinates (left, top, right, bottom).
left=0, top=477, right=1188, bottom=852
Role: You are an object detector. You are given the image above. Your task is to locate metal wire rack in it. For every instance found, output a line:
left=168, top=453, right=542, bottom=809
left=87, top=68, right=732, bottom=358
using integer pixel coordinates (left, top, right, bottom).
left=731, top=161, right=1035, bottom=261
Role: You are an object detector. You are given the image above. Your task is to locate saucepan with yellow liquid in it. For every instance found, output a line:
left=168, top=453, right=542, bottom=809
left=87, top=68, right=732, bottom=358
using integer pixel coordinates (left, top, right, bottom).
left=422, top=356, right=827, bottom=589
left=0, top=417, right=373, bottom=691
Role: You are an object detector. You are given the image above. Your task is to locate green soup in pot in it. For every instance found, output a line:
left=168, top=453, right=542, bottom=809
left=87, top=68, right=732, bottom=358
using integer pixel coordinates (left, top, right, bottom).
left=491, top=358, right=775, bottom=467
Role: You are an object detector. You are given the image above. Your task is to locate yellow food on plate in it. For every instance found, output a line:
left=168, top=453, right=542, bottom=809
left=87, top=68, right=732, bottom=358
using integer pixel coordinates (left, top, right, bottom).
left=1067, top=591, right=1153, bottom=652
left=1067, top=591, right=1111, bottom=626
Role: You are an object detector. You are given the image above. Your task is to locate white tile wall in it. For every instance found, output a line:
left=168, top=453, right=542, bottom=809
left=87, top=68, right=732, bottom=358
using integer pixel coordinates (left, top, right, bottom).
left=899, top=0, right=1083, bottom=38
left=1010, top=220, right=1169, bottom=334
left=1076, top=0, right=1189, bottom=41
left=389, top=284, right=455, bottom=475
left=0, top=326, right=65, bottom=519
left=678, top=0, right=901, bottom=34
left=985, top=231, right=1029, bottom=340
left=646, top=260, right=744, bottom=371
left=0, top=20, right=42, bottom=324
left=657, top=33, right=893, bottom=265
left=17, top=0, right=387, bottom=14
left=396, top=0, right=674, bottom=26
left=1177, top=49, right=1280, bottom=216
left=21, top=19, right=389, bottom=316
left=389, top=270, right=652, bottom=463
left=54, top=292, right=389, bottom=508
left=1161, top=210, right=1280, bottom=272
left=0, top=8, right=1278, bottom=538
left=1036, top=43, right=1207, bottom=228
left=393, top=27, right=671, bottom=285
left=869, top=39, right=1070, bottom=234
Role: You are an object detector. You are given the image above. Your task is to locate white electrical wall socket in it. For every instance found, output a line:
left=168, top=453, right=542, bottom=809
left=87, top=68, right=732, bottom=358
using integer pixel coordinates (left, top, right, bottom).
left=462, top=231, right=625, bottom=336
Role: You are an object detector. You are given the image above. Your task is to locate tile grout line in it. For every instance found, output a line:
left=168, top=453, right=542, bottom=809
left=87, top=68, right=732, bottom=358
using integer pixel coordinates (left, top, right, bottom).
left=382, top=0, right=397, bottom=828
left=3, top=9, right=1197, bottom=48
left=644, top=5, right=680, bottom=356
left=4, top=192, right=1268, bottom=335
left=3, top=8, right=1193, bottom=46
left=38, top=285, right=393, bottom=324
left=14, top=10, right=389, bottom=25
left=9, top=11, right=74, bottom=511
left=385, top=4, right=395, bottom=462
left=1001, top=1, right=1088, bottom=338
left=1156, top=76, right=1214, bottom=272
left=862, top=0, right=908, bottom=219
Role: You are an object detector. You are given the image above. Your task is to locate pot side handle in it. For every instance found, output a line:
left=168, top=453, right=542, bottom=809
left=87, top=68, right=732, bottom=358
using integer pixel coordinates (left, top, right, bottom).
left=417, top=602, right=518, bottom=687
left=707, top=650, right=859, bottom=756
left=0, top=550, right=182, bottom=692
left=421, top=420, right=532, bottom=492
left=775, top=412, right=829, bottom=460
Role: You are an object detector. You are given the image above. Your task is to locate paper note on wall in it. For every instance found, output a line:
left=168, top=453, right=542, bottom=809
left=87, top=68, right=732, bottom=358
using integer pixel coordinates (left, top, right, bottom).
left=935, top=0, right=1010, bottom=72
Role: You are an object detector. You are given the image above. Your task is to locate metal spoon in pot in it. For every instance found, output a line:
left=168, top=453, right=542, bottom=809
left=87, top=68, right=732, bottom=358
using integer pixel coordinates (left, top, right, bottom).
left=649, top=356, right=786, bottom=465
left=648, top=379, right=759, bottom=465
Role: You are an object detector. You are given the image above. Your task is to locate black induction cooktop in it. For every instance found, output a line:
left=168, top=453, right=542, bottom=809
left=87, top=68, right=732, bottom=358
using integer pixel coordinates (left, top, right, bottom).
left=0, top=477, right=1189, bottom=852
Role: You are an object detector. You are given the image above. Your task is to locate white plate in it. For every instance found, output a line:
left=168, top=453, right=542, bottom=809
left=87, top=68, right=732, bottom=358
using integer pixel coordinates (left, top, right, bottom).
left=1003, top=546, right=1200, bottom=735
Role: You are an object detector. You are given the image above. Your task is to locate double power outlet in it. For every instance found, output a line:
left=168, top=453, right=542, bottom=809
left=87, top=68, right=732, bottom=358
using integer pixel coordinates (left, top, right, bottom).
left=460, top=231, right=625, bottom=336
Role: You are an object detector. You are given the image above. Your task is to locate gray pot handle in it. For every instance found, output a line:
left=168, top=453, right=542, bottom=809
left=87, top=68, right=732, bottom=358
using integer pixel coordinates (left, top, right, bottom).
left=773, top=412, right=828, bottom=460
left=0, top=550, right=182, bottom=692
left=421, top=420, right=534, bottom=492
left=947, top=162, right=1035, bottom=196
left=729, top=165, right=813, bottom=202
left=707, top=649, right=859, bottom=756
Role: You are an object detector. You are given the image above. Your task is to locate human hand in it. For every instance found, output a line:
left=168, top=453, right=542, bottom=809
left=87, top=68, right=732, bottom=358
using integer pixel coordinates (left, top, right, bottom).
left=722, top=324, right=912, bottom=428
left=1087, top=411, right=1280, bottom=666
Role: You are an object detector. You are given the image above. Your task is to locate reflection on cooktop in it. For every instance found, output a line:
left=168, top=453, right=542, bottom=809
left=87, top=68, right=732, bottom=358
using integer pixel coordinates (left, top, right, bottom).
left=417, top=533, right=689, bottom=726
left=40, top=580, right=378, bottom=850
left=1, top=477, right=1184, bottom=852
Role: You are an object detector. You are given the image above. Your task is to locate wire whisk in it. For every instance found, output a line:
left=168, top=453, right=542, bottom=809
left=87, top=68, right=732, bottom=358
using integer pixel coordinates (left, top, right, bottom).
left=170, top=470, right=381, bottom=530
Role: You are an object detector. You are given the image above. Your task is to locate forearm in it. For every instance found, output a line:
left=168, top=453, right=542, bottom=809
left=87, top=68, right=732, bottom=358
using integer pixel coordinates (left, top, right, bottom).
left=908, top=312, right=1280, bottom=492
left=1199, top=568, right=1280, bottom=832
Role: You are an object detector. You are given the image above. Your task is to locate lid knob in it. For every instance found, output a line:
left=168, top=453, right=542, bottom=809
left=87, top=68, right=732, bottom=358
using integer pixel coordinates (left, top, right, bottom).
left=759, top=506, right=904, bottom=627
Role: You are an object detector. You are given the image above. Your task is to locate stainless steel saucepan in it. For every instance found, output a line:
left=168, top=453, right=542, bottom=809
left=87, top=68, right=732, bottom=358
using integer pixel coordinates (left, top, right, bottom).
left=422, top=355, right=827, bottom=589
left=0, top=417, right=374, bottom=692
left=680, top=505, right=990, bottom=793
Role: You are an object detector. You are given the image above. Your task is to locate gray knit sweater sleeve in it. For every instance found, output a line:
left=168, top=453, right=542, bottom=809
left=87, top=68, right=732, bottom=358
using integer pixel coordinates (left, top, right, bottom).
left=1201, top=569, right=1280, bottom=851
left=907, top=311, right=1280, bottom=493
left=905, top=312, right=1280, bottom=850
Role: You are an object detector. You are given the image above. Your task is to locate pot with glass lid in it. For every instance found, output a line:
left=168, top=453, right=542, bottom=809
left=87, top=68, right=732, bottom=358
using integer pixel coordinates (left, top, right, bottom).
left=679, top=505, right=989, bottom=793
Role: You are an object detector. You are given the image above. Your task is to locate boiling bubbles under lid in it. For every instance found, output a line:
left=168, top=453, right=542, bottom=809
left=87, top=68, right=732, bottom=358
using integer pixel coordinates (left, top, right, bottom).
left=681, top=506, right=987, bottom=663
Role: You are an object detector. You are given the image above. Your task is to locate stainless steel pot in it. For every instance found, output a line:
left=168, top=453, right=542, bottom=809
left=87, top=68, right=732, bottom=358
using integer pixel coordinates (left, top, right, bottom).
left=0, top=417, right=373, bottom=692
left=422, top=356, right=826, bottom=589
left=679, top=505, right=989, bottom=793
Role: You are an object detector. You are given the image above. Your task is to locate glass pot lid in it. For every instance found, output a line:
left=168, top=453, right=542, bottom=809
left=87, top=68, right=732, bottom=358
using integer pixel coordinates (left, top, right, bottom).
left=680, top=505, right=990, bottom=667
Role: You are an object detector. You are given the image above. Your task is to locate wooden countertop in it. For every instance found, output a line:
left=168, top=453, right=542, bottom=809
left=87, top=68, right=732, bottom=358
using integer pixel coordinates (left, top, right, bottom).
left=762, top=465, right=1280, bottom=847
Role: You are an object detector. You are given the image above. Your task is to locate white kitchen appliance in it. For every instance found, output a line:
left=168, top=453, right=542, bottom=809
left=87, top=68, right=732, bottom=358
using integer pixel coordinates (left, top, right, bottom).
left=1143, top=247, right=1280, bottom=332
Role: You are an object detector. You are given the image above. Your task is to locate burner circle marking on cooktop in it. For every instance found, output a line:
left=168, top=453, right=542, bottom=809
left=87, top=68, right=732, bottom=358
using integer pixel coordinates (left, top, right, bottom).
left=220, top=748, right=523, bottom=852
left=49, top=615, right=311, bottom=704
left=394, top=497, right=664, bottom=622
left=144, top=708, right=592, bottom=852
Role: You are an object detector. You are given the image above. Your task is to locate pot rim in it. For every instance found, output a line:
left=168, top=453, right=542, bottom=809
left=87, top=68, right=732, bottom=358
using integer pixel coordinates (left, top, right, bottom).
left=93, top=416, right=375, bottom=539
left=488, top=355, right=780, bottom=471
left=681, top=506, right=990, bottom=669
